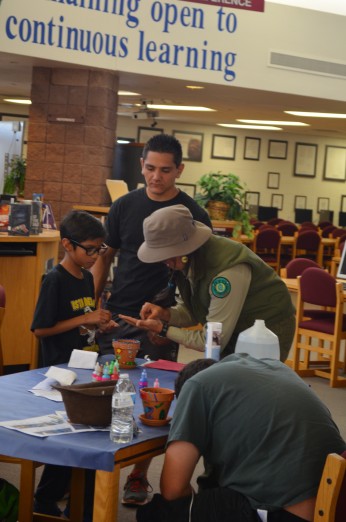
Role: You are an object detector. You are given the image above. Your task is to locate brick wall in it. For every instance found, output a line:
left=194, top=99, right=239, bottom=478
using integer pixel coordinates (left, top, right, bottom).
left=25, top=67, right=118, bottom=225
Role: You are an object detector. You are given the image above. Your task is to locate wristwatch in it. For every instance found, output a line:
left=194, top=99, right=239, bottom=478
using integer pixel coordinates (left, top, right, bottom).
left=159, top=321, right=169, bottom=338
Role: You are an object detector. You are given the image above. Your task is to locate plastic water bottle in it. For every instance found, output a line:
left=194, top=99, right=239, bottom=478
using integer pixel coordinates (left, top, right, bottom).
left=110, top=373, right=136, bottom=444
left=235, top=319, right=280, bottom=360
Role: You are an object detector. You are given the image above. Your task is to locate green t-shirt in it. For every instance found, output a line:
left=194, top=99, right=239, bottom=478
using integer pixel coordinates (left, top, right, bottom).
left=168, top=354, right=346, bottom=511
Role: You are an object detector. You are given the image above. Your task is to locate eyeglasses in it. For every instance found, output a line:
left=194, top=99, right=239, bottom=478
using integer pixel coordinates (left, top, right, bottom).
left=69, top=239, right=108, bottom=256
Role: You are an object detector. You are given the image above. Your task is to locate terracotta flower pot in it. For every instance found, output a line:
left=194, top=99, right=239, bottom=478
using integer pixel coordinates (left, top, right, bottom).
left=112, top=339, right=140, bottom=369
left=140, top=387, right=175, bottom=421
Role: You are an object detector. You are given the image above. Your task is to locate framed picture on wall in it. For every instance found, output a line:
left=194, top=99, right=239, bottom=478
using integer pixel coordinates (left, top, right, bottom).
left=245, top=191, right=260, bottom=210
left=293, top=142, right=318, bottom=178
left=211, top=134, right=236, bottom=160
left=341, top=196, right=346, bottom=213
left=267, top=172, right=280, bottom=189
left=317, top=197, right=329, bottom=212
left=294, top=196, right=307, bottom=209
left=271, top=193, right=283, bottom=210
left=173, top=130, right=204, bottom=162
left=268, top=140, right=288, bottom=160
left=323, top=145, right=346, bottom=181
left=137, top=126, right=163, bottom=143
left=243, top=137, right=261, bottom=160
left=176, top=183, right=196, bottom=198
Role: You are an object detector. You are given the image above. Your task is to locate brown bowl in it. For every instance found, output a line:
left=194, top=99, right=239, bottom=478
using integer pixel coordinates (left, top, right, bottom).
left=112, top=339, right=140, bottom=369
left=54, top=380, right=115, bottom=426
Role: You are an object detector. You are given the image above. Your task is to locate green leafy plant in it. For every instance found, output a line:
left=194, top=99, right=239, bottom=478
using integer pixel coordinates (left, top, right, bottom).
left=3, top=156, right=26, bottom=196
left=195, top=172, right=253, bottom=237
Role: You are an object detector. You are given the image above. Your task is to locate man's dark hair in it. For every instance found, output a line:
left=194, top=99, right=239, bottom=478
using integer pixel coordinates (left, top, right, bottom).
left=60, top=210, right=106, bottom=242
left=142, top=134, right=183, bottom=167
left=175, top=358, right=216, bottom=398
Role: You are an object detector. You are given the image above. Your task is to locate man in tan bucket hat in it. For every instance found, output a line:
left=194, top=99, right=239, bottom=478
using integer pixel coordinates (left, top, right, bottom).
left=121, top=204, right=295, bottom=361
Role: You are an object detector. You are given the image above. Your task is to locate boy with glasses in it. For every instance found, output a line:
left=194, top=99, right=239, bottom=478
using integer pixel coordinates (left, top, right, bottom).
left=31, top=210, right=116, bottom=519
left=32, top=209, right=116, bottom=368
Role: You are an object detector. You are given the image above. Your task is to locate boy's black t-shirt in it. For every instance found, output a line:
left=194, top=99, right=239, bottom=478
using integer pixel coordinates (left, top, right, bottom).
left=31, top=264, right=96, bottom=367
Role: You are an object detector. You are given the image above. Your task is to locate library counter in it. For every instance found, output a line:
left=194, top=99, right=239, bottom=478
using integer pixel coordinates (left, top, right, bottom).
left=0, top=231, right=60, bottom=369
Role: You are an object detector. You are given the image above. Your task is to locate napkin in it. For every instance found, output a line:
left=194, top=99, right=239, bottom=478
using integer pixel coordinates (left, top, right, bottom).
left=68, top=349, right=98, bottom=369
left=45, top=366, right=77, bottom=386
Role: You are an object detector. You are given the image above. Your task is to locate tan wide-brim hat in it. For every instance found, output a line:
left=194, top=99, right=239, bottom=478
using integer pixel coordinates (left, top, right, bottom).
left=138, top=204, right=212, bottom=263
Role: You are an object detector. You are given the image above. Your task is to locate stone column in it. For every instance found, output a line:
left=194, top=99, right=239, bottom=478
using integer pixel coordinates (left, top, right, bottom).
left=25, top=67, right=118, bottom=224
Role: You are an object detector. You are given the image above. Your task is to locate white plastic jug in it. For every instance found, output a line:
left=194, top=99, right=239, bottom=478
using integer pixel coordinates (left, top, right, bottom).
left=235, top=319, right=280, bottom=360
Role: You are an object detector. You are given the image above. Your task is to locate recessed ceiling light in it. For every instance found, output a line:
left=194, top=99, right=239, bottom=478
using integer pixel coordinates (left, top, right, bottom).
left=146, top=104, right=215, bottom=111
left=218, top=123, right=282, bottom=130
left=186, top=85, right=204, bottom=90
left=118, top=91, right=140, bottom=96
left=237, top=119, right=309, bottom=126
left=285, top=111, right=346, bottom=119
left=3, top=98, right=32, bottom=105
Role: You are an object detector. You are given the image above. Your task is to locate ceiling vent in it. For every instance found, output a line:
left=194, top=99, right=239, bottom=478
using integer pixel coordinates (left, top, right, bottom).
left=269, top=52, right=346, bottom=79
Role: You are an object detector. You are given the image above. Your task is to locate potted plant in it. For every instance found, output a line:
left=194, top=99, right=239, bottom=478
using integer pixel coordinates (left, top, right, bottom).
left=195, top=172, right=253, bottom=237
left=3, top=156, right=26, bottom=197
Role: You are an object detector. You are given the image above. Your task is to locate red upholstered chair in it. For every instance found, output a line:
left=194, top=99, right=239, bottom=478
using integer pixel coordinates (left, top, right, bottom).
left=253, top=228, right=281, bottom=273
left=321, top=225, right=337, bottom=238
left=314, top=451, right=346, bottom=522
left=300, top=221, right=318, bottom=230
left=0, top=284, right=5, bottom=376
left=280, top=258, right=321, bottom=278
left=267, top=217, right=283, bottom=226
left=332, top=228, right=346, bottom=239
left=258, top=224, right=276, bottom=231
left=251, top=220, right=264, bottom=230
left=318, top=220, right=334, bottom=230
left=295, top=229, right=322, bottom=264
left=292, top=268, right=346, bottom=387
left=277, top=221, right=298, bottom=237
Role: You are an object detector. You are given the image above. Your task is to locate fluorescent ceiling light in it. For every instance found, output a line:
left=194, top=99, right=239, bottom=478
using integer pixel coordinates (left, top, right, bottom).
left=186, top=85, right=204, bottom=90
left=118, top=91, right=140, bottom=96
left=4, top=98, right=32, bottom=105
left=238, top=119, right=309, bottom=126
left=145, top=104, right=215, bottom=112
left=218, top=123, right=282, bottom=130
left=285, top=111, right=346, bottom=119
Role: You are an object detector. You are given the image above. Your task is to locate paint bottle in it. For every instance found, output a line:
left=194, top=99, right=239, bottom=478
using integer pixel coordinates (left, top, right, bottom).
left=153, top=377, right=160, bottom=388
left=138, top=369, right=148, bottom=389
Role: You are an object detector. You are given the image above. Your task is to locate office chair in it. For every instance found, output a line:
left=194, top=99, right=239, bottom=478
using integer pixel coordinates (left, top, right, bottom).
left=314, top=452, right=346, bottom=522
left=292, top=268, right=346, bottom=387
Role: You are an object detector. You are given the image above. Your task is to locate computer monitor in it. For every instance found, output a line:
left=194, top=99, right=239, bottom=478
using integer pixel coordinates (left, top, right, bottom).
left=294, top=209, right=313, bottom=224
left=336, top=241, right=346, bottom=280
left=319, top=209, right=334, bottom=223
left=257, top=206, right=278, bottom=222
left=339, top=212, right=346, bottom=227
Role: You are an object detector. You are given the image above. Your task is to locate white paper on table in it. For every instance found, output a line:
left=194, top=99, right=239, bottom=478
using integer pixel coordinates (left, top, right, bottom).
left=68, top=349, right=98, bottom=369
left=45, top=366, right=77, bottom=385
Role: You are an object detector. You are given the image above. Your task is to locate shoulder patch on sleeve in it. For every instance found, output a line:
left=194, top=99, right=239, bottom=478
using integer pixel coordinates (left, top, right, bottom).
left=211, top=277, right=231, bottom=298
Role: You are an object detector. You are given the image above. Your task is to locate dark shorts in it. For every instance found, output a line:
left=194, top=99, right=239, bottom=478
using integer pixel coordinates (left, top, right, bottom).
left=137, top=491, right=309, bottom=522
left=96, top=318, right=179, bottom=362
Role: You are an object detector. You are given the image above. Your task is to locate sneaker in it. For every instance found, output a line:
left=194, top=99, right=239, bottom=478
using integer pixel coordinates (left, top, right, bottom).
left=33, top=499, right=62, bottom=517
left=122, top=472, right=153, bottom=506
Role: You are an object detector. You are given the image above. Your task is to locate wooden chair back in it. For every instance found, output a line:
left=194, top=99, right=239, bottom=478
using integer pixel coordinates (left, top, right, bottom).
left=314, top=452, right=346, bottom=521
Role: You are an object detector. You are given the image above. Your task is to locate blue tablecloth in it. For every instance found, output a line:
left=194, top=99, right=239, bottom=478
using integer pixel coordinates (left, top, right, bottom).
left=0, top=359, right=177, bottom=471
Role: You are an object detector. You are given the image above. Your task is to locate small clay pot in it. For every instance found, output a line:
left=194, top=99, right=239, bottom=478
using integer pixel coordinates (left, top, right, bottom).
left=140, top=387, right=175, bottom=421
left=112, top=339, right=140, bottom=369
